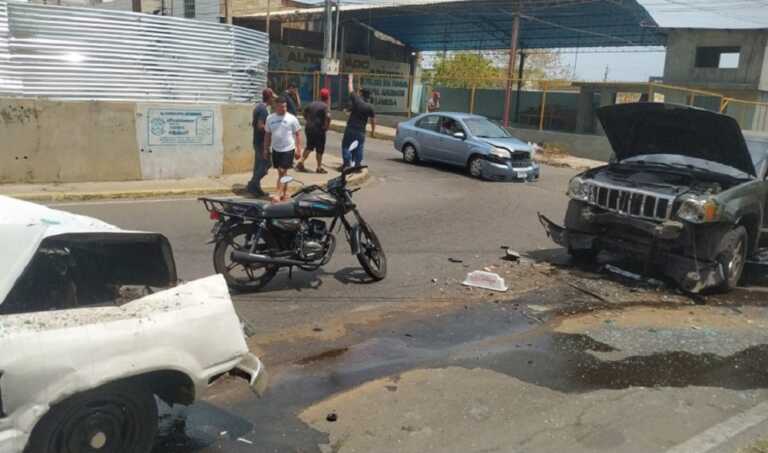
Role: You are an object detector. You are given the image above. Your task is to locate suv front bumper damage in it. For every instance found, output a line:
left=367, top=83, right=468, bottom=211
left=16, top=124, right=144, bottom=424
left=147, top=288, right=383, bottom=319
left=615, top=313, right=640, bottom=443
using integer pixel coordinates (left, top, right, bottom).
left=538, top=212, right=724, bottom=293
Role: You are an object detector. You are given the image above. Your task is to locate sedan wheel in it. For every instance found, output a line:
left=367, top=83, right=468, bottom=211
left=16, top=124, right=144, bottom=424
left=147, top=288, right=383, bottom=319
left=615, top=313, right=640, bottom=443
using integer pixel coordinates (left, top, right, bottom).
left=468, top=157, right=484, bottom=179
left=403, top=145, right=419, bottom=164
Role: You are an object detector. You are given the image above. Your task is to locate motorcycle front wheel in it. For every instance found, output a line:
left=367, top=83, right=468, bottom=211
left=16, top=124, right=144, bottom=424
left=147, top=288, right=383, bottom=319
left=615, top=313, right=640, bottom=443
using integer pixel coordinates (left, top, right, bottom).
left=214, top=224, right=279, bottom=292
left=356, top=222, right=387, bottom=281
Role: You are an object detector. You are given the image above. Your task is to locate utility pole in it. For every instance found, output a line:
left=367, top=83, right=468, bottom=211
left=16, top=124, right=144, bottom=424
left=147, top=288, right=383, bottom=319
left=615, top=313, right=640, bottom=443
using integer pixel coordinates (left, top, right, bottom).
left=333, top=0, right=341, bottom=60
left=323, top=0, right=333, bottom=60
left=265, top=0, right=271, bottom=37
left=131, top=0, right=141, bottom=12
left=502, top=14, right=520, bottom=128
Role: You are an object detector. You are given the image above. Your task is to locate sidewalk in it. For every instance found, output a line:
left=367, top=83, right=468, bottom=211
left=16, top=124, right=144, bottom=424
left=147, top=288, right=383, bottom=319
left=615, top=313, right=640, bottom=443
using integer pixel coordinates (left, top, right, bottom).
left=0, top=155, right=367, bottom=203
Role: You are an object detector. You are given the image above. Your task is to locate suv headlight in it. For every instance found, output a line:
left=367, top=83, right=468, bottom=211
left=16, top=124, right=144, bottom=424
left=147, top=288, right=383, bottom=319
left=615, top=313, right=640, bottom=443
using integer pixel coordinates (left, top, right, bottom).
left=567, top=176, right=589, bottom=201
left=676, top=194, right=720, bottom=223
left=490, top=146, right=511, bottom=159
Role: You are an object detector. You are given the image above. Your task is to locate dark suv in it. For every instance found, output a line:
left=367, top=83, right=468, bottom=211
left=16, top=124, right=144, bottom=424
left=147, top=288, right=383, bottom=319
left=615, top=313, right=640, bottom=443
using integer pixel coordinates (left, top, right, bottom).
left=540, top=103, right=768, bottom=293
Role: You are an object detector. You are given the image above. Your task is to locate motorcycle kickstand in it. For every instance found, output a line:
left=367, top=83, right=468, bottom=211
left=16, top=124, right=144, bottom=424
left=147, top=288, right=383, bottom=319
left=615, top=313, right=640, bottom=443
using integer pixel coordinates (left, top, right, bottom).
left=288, top=265, right=294, bottom=280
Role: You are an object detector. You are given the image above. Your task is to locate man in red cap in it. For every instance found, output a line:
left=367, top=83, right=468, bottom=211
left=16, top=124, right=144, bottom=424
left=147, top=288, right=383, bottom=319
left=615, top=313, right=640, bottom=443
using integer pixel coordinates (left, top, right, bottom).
left=297, top=87, right=331, bottom=173
left=246, top=88, right=274, bottom=196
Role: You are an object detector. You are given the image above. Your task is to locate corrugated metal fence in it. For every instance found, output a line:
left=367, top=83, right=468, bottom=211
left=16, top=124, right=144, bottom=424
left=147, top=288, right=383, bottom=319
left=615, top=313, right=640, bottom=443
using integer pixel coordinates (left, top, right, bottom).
left=0, top=1, right=268, bottom=103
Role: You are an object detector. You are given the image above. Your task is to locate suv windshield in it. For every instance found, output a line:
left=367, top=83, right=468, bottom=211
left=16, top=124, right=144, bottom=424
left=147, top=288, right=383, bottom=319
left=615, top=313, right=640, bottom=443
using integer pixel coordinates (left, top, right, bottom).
left=464, top=118, right=510, bottom=138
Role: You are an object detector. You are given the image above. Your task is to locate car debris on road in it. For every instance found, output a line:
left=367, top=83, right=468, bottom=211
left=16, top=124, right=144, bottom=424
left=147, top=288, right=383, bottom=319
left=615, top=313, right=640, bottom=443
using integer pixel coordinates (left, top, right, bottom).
left=462, top=271, right=509, bottom=292
left=0, top=196, right=267, bottom=453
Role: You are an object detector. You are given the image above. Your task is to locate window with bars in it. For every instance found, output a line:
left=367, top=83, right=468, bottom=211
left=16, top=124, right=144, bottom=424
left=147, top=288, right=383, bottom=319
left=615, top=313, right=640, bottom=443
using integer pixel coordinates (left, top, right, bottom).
left=183, top=0, right=195, bottom=18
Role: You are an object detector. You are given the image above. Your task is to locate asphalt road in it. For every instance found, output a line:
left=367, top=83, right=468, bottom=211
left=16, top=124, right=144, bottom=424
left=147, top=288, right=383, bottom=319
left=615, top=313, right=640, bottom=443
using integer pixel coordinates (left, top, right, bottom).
left=54, top=132, right=768, bottom=453
left=58, top=132, right=577, bottom=333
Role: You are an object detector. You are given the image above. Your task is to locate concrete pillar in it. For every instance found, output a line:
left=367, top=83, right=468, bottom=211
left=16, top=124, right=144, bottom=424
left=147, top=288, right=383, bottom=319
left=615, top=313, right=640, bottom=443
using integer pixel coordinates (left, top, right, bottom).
left=575, top=89, right=594, bottom=133
left=595, top=88, right=616, bottom=135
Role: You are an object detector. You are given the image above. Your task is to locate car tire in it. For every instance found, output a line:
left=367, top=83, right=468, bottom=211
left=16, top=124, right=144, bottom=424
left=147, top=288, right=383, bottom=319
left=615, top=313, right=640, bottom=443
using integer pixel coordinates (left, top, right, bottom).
left=402, top=144, right=419, bottom=164
left=715, top=225, right=748, bottom=292
left=26, top=380, right=158, bottom=453
left=468, top=156, right=485, bottom=179
left=214, top=224, right=279, bottom=292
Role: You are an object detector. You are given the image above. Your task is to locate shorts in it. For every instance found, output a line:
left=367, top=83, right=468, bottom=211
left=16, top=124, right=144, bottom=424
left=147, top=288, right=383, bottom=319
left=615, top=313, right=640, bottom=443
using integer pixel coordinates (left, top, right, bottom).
left=305, top=128, right=326, bottom=154
left=272, top=150, right=295, bottom=170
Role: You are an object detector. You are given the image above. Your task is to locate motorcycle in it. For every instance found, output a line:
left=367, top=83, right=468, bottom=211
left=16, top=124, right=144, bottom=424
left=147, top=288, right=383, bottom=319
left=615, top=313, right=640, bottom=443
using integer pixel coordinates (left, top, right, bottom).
left=200, top=166, right=386, bottom=291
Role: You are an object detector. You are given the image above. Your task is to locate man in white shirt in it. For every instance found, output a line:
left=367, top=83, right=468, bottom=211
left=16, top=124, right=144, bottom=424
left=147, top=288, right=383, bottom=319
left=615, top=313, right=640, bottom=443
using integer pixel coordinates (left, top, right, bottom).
left=265, top=96, right=302, bottom=199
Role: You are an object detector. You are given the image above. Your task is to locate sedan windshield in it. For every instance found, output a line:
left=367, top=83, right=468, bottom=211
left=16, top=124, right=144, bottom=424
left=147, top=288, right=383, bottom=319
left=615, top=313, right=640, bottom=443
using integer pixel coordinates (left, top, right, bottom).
left=464, top=118, right=510, bottom=138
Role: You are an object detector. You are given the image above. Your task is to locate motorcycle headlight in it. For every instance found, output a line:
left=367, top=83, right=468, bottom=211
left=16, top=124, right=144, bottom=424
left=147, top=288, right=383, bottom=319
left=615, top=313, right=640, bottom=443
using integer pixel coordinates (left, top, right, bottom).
left=490, top=146, right=511, bottom=159
left=567, top=176, right=589, bottom=201
left=676, top=194, right=720, bottom=223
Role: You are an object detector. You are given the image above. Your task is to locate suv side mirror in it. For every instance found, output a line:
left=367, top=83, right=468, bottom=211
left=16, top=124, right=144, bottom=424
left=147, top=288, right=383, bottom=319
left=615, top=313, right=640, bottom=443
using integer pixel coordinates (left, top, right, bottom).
left=452, top=131, right=466, bottom=140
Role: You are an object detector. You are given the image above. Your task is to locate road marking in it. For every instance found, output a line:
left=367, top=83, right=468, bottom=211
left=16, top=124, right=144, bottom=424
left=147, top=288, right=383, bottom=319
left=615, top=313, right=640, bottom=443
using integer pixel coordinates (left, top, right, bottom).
left=665, top=400, right=768, bottom=453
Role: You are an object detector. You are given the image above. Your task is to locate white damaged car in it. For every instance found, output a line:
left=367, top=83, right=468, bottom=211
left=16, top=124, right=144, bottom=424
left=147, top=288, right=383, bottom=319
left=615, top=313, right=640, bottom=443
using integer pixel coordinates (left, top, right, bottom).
left=0, top=196, right=267, bottom=453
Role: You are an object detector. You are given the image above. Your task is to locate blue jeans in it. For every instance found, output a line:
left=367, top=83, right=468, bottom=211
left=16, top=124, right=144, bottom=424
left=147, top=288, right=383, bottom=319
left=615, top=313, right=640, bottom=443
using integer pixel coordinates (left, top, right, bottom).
left=342, top=130, right=366, bottom=167
left=246, top=143, right=270, bottom=192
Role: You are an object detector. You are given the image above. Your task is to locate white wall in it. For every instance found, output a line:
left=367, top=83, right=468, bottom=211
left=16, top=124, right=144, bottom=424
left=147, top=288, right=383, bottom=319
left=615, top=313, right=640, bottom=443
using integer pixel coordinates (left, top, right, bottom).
left=169, top=0, right=218, bottom=22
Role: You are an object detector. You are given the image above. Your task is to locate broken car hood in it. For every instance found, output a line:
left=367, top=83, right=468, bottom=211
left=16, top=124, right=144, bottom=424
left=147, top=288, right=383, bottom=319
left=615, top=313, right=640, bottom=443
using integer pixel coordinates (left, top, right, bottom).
left=479, top=137, right=532, bottom=152
left=0, top=196, right=121, bottom=305
left=597, top=103, right=755, bottom=177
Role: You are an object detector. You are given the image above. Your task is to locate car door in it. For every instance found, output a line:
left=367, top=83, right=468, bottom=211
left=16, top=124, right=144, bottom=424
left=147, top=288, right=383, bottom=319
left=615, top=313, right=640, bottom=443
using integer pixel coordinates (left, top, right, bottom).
left=437, top=116, right=470, bottom=166
left=413, top=115, right=442, bottom=161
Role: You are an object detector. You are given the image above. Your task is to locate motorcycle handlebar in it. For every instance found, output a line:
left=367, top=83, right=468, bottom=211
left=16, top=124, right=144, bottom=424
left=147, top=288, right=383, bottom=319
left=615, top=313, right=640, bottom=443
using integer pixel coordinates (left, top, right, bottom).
left=292, top=184, right=322, bottom=198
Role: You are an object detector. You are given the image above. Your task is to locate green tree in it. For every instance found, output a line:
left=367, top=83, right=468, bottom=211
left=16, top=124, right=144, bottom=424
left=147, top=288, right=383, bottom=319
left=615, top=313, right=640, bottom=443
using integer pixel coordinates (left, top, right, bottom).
left=432, top=53, right=503, bottom=88
left=430, top=51, right=571, bottom=89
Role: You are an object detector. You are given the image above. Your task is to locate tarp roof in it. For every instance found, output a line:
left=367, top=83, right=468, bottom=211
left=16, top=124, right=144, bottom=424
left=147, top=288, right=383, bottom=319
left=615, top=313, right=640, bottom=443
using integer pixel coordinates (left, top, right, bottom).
left=246, top=0, right=664, bottom=51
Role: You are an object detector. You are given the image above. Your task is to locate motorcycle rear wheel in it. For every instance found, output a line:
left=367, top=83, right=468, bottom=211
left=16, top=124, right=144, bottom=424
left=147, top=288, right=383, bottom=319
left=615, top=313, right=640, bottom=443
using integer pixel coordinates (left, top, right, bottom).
left=214, top=224, right=279, bottom=292
left=356, top=223, right=387, bottom=281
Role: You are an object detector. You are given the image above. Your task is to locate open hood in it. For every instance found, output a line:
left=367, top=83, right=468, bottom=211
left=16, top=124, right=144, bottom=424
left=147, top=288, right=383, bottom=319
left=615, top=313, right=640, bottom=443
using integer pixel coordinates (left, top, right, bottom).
left=597, top=103, right=755, bottom=177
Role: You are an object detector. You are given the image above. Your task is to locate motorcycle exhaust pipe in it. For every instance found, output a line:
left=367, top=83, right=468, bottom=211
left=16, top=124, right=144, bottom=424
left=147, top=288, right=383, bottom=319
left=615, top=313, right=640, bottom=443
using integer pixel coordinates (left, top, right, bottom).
left=231, top=250, right=307, bottom=267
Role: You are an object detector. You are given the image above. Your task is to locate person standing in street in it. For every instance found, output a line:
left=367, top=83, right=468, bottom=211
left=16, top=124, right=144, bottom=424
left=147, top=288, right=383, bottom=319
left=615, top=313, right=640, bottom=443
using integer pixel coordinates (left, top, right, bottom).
left=246, top=88, right=274, bottom=197
left=427, top=91, right=441, bottom=112
left=342, top=73, right=376, bottom=169
left=297, top=88, right=331, bottom=174
left=265, top=96, right=302, bottom=200
left=283, top=83, right=301, bottom=116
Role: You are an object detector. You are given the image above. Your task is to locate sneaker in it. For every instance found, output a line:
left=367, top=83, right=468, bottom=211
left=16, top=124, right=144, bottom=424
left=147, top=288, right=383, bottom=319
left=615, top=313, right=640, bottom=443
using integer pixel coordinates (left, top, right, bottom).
left=317, top=167, right=328, bottom=174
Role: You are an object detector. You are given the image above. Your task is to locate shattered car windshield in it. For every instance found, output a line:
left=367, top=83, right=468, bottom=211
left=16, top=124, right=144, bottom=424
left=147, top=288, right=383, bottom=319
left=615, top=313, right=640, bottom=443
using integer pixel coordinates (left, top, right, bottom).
left=621, top=154, right=752, bottom=180
left=464, top=118, right=511, bottom=138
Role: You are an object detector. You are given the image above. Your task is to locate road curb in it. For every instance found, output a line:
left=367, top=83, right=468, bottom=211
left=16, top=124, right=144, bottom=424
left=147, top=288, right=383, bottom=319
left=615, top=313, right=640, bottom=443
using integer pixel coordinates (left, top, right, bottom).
left=6, top=169, right=370, bottom=203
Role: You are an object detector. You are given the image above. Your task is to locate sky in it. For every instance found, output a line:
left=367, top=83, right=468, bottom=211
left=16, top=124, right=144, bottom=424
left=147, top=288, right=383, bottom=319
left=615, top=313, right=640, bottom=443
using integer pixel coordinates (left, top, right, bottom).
left=296, top=0, right=768, bottom=82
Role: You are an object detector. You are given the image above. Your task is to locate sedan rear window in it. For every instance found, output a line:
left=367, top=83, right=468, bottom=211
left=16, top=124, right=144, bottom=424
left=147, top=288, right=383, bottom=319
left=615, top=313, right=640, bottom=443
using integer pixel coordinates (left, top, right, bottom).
left=1, top=233, right=177, bottom=315
left=416, top=115, right=440, bottom=132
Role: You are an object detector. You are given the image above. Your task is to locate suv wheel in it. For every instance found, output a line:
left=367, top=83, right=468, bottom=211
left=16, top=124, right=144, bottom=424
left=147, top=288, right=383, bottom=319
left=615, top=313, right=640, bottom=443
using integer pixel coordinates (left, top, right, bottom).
left=715, top=225, right=748, bottom=292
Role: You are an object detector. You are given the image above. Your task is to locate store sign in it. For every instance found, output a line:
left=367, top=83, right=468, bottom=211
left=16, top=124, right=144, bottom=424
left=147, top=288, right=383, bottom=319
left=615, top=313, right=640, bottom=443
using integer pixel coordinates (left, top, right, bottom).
left=270, top=44, right=410, bottom=77
left=270, top=45, right=410, bottom=112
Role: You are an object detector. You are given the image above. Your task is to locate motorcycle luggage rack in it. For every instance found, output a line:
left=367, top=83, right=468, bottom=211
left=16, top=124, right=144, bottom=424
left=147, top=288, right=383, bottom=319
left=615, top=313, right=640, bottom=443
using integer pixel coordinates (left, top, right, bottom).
left=199, top=197, right=265, bottom=219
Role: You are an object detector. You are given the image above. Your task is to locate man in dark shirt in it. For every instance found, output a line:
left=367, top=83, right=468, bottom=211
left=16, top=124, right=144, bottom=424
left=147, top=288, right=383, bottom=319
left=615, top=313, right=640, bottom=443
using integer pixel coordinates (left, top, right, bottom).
left=342, top=73, right=376, bottom=169
left=246, top=88, right=274, bottom=197
left=297, top=88, right=331, bottom=174
left=283, top=83, right=300, bottom=116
